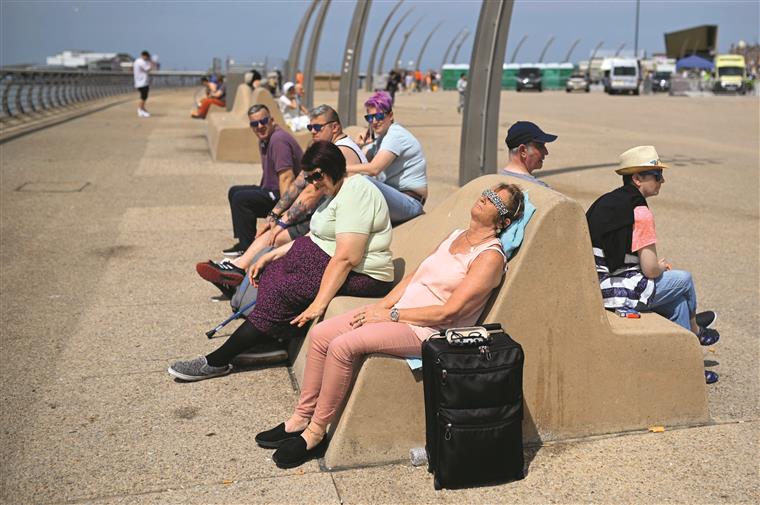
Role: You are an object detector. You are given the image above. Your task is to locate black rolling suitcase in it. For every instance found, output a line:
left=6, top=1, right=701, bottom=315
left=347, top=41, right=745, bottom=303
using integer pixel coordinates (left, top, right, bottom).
left=422, top=323, right=524, bottom=490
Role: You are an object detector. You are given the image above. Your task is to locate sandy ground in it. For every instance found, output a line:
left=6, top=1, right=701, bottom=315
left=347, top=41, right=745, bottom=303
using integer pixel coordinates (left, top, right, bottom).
left=0, top=88, right=757, bottom=504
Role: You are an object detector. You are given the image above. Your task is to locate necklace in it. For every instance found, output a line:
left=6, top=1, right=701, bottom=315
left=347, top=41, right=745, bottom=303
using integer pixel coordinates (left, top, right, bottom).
left=464, top=229, right=495, bottom=253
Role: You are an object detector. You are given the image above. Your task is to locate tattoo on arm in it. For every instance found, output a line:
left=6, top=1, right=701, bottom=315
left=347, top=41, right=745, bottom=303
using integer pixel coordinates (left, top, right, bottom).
left=272, top=173, right=308, bottom=215
left=283, top=199, right=311, bottom=225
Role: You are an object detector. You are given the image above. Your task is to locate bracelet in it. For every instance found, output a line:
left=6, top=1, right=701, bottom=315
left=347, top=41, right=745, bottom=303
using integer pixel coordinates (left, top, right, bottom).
left=267, top=210, right=281, bottom=219
left=275, top=219, right=289, bottom=229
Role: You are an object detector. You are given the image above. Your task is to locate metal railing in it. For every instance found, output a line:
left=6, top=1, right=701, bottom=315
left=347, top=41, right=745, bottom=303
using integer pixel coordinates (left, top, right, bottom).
left=0, top=69, right=204, bottom=120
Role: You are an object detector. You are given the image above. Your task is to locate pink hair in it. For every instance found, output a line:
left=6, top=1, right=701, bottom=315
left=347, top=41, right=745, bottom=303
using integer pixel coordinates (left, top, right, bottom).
left=363, top=91, right=393, bottom=113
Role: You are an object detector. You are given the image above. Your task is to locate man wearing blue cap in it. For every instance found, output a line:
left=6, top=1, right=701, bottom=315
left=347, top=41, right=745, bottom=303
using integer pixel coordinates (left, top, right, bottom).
left=499, top=121, right=558, bottom=188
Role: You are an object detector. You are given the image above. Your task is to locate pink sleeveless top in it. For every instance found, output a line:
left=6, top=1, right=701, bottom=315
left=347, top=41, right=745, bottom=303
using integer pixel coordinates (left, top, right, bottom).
left=395, top=229, right=507, bottom=341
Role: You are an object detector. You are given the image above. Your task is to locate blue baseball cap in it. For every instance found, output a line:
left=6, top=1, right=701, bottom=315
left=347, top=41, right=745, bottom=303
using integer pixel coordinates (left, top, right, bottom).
left=505, top=121, right=558, bottom=149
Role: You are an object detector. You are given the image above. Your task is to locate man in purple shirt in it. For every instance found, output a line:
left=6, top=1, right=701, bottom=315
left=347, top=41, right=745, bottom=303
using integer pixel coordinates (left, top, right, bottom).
left=225, top=104, right=303, bottom=256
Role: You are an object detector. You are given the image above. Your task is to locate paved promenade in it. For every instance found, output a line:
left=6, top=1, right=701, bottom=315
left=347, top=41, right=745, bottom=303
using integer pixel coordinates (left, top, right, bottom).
left=1, top=88, right=757, bottom=504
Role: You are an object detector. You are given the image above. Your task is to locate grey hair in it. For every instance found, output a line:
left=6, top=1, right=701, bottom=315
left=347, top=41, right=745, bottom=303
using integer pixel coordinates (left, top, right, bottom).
left=507, top=146, right=520, bottom=159
left=309, top=104, right=340, bottom=124
left=247, top=104, right=269, bottom=116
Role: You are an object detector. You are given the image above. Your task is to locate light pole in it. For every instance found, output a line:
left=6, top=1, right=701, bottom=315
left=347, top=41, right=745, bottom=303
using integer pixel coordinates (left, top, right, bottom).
left=538, top=36, right=555, bottom=63
left=441, top=28, right=466, bottom=69
left=451, top=31, right=472, bottom=64
left=394, top=18, right=423, bottom=69
left=303, top=0, right=331, bottom=109
left=286, top=0, right=319, bottom=82
left=337, top=0, right=372, bottom=126
left=415, top=21, right=444, bottom=71
left=564, top=38, right=581, bottom=62
left=377, top=7, right=414, bottom=74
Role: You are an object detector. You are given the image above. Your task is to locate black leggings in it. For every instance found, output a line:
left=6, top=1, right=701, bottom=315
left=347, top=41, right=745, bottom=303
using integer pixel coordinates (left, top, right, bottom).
left=206, top=320, right=274, bottom=367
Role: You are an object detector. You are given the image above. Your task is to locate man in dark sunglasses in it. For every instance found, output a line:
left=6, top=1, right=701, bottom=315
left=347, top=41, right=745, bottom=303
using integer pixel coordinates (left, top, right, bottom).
left=306, top=104, right=366, bottom=166
left=222, top=104, right=303, bottom=258
left=586, top=145, right=721, bottom=385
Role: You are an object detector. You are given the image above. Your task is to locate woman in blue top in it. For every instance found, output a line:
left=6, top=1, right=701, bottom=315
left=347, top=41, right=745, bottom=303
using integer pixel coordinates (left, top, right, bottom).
left=348, top=91, right=428, bottom=225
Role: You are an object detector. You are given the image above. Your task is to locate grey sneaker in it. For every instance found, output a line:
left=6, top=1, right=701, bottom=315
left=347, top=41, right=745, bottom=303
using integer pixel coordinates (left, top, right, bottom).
left=231, top=341, right=288, bottom=367
left=168, top=356, right=232, bottom=381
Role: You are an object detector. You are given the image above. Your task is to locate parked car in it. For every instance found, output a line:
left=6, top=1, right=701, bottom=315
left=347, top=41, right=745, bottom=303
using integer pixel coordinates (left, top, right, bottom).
left=516, top=67, right=542, bottom=92
left=603, top=58, right=640, bottom=95
left=566, top=73, right=590, bottom=92
left=651, top=71, right=672, bottom=92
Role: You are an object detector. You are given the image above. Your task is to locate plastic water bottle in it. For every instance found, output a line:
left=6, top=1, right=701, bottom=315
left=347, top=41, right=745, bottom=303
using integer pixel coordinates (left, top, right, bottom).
left=409, top=447, right=428, bottom=466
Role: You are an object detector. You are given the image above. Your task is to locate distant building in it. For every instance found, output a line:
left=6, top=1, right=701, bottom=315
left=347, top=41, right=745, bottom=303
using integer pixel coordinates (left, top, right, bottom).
left=45, top=50, right=136, bottom=71
left=664, top=25, right=718, bottom=60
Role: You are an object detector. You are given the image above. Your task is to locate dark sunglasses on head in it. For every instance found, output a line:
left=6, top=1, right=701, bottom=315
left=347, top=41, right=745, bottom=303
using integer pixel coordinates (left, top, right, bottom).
left=304, top=170, right=325, bottom=184
left=364, top=112, right=387, bottom=123
left=306, top=120, right=336, bottom=133
left=639, top=169, right=664, bottom=182
left=249, top=116, right=270, bottom=128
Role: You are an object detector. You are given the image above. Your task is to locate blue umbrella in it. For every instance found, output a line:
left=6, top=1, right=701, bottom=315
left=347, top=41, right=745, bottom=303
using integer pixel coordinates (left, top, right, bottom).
left=676, top=55, right=714, bottom=71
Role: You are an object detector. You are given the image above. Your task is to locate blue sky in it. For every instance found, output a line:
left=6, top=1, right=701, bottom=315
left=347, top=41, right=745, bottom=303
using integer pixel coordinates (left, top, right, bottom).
left=2, top=1, right=758, bottom=71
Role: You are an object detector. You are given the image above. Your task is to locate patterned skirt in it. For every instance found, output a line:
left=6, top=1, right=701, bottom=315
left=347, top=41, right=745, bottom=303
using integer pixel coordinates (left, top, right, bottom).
left=246, top=236, right=393, bottom=339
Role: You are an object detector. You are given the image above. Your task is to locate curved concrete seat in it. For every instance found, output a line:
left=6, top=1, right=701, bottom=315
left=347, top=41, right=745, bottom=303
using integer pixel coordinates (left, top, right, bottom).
left=291, top=174, right=709, bottom=469
left=206, top=87, right=311, bottom=163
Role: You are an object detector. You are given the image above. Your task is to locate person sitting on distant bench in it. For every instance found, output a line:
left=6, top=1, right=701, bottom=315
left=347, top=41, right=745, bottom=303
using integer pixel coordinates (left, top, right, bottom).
left=196, top=105, right=367, bottom=295
left=499, top=121, right=558, bottom=188
left=349, top=91, right=428, bottom=225
left=586, top=145, right=721, bottom=384
left=191, top=75, right=226, bottom=119
left=254, top=183, right=525, bottom=469
left=278, top=81, right=309, bottom=132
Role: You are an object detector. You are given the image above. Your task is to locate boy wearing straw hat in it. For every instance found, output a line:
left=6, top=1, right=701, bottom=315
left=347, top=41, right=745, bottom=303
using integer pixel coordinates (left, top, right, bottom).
left=586, top=146, right=720, bottom=384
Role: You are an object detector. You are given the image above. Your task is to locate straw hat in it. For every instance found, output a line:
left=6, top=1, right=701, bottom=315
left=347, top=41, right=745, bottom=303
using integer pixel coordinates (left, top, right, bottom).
left=616, top=145, right=670, bottom=175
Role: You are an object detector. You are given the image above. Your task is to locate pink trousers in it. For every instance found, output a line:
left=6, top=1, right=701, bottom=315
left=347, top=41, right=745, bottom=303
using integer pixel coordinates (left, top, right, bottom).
left=294, top=308, right=422, bottom=426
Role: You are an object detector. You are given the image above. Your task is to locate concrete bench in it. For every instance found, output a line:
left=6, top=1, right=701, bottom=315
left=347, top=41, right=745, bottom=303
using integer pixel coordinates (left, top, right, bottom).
left=290, top=174, right=709, bottom=469
left=206, top=87, right=311, bottom=163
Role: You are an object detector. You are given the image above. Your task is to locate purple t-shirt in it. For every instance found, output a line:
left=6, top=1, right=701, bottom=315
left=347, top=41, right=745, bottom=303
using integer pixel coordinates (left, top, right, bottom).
left=259, top=127, right=303, bottom=192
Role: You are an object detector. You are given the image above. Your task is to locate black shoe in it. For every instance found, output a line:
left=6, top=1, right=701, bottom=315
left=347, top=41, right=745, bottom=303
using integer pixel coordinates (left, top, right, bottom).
left=222, top=242, right=245, bottom=257
left=696, top=311, right=717, bottom=329
left=255, top=423, right=305, bottom=449
left=232, top=340, right=288, bottom=367
left=272, top=436, right=328, bottom=469
left=211, top=281, right=236, bottom=300
left=697, top=326, right=720, bottom=346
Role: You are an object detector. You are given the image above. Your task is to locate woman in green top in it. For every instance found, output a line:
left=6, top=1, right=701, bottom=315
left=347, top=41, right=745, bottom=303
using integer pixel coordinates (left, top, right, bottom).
left=169, top=141, right=395, bottom=382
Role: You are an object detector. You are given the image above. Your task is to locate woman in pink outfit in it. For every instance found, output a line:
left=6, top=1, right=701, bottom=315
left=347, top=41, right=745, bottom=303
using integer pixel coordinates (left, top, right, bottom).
left=256, top=183, right=526, bottom=469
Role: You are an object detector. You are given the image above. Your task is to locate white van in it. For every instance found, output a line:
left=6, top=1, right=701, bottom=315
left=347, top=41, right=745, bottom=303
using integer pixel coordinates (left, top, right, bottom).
left=604, top=58, right=640, bottom=95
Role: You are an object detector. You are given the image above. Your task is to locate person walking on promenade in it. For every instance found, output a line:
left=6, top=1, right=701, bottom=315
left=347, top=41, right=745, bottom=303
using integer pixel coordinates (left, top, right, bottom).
left=350, top=91, right=427, bottom=225
left=224, top=105, right=303, bottom=257
left=586, top=145, right=721, bottom=384
left=133, top=50, right=153, bottom=117
left=169, top=141, right=395, bottom=381
left=499, top=121, right=558, bottom=188
left=255, top=183, right=525, bottom=469
left=456, top=73, right=467, bottom=113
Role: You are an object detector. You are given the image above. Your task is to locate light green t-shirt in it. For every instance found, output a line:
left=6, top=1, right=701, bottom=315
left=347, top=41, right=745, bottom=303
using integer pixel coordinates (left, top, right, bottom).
left=309, top=175, right=394, bottom=282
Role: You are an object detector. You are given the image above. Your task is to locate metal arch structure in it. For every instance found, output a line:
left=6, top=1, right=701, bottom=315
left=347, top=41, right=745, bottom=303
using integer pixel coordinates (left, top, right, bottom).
left=303, top=0, right=331, bottom=109
left=377, top=7, right=414, bottom=74
left=365, top=0, right=404, bottom=91
left=286, top=0, right=320, bottom=83
left=587, top=41, right=604, bottom=76
left=337, top=0, right=372, bottom=126
left=394, top=18, right=423, bottom=69
left=415, top=21, right=444, bottom=70
left=451, top=31, right=471, bottom=63
left=441, top=28, right=466, bottom=68
left=614, top=42, right=626, bottom=57
left=458, top=0, right=515, bottom=185
left=564, top=38, right=581, bottom=62
left=538, top=36, right=556, bottom=63
left=509, top=35, right=528, bottom=63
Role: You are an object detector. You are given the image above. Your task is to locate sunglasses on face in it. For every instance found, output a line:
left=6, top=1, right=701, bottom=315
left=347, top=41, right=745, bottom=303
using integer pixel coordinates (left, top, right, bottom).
left=303, top=170, right=325, bottom=184
left=364, top=112, right=387, bottom=123
left=249, top=116, right=271, bottom=128
left=306, top=120, right=336, bottom=133
left=639, top=169, right=664, bottom=182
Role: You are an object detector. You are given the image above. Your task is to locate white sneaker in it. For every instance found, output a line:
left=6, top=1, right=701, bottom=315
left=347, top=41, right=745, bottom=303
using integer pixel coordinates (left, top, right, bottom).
left=138, top=109, right=151, bottom=118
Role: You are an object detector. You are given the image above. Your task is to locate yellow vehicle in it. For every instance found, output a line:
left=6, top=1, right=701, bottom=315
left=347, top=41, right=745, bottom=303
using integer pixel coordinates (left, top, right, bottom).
left=714, top=54, right=747, bottom=94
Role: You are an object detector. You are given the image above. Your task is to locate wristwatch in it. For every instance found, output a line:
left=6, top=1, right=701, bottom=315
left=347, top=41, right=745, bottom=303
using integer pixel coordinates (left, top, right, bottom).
left=389, top=307, right=400, bottom=322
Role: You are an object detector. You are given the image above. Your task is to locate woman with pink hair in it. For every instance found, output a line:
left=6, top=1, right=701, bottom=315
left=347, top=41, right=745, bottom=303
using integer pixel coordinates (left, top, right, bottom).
left=348, top=91, right=428, bottom=225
